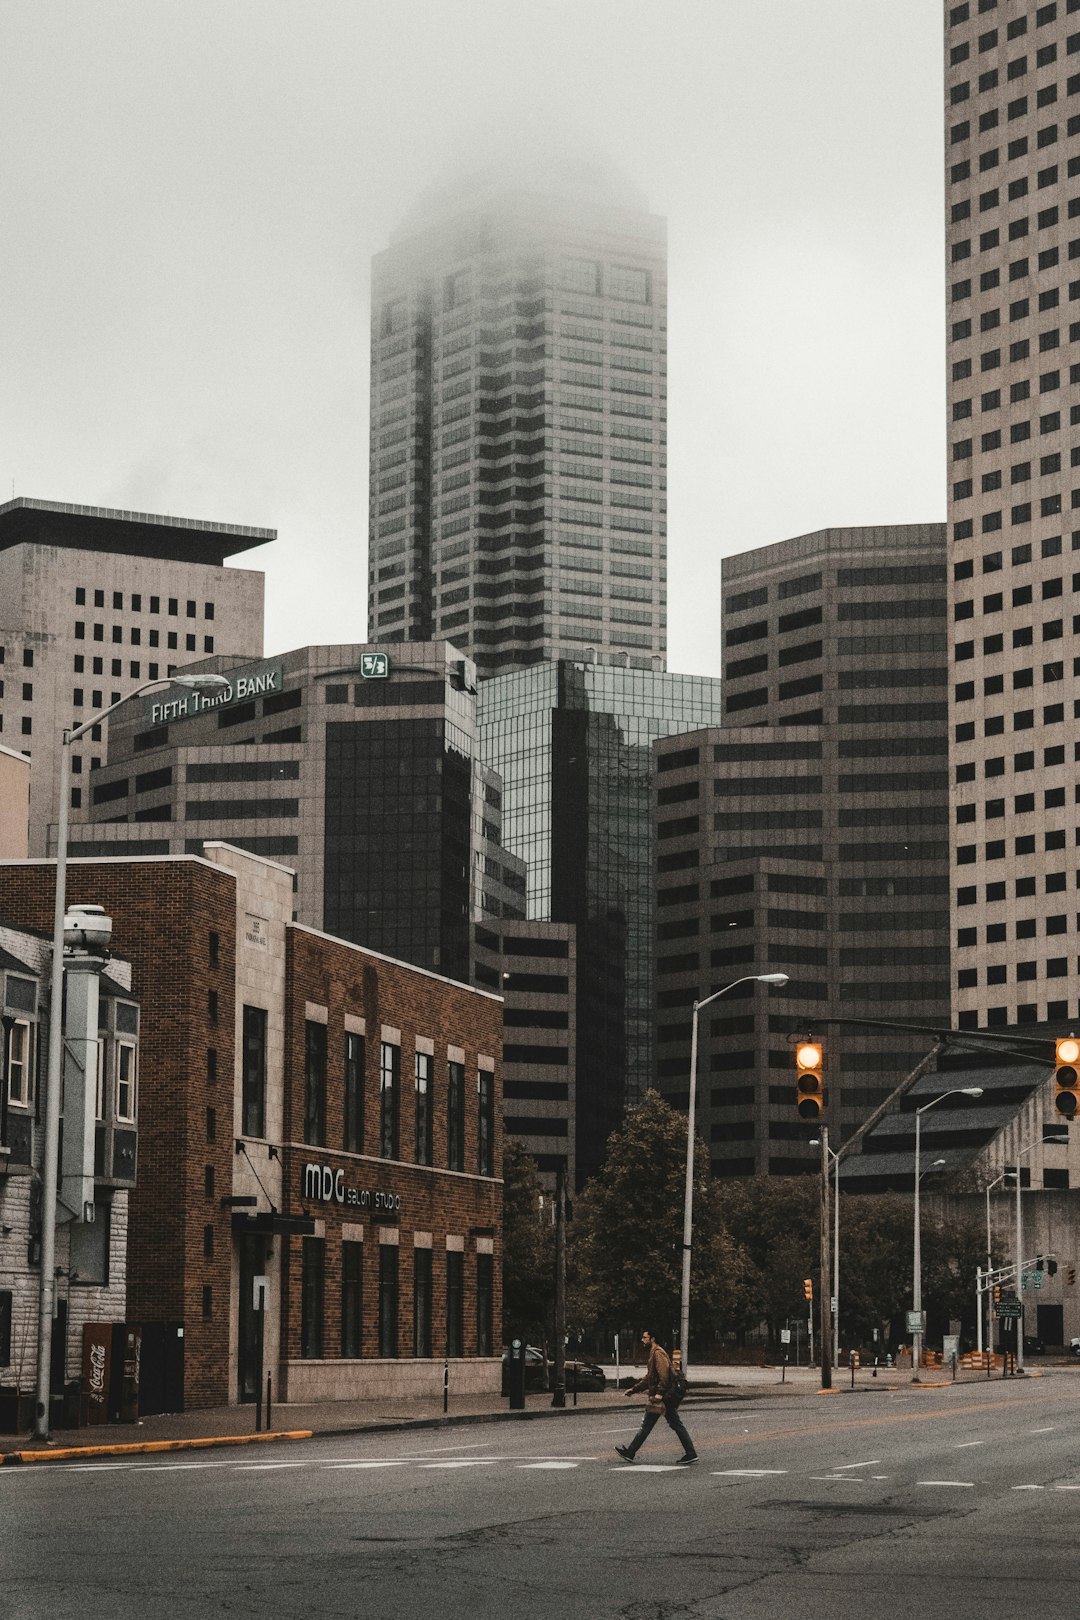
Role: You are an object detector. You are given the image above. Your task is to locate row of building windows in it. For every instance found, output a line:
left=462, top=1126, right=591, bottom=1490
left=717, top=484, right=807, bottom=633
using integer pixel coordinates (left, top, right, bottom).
left=72, top=589, right=214, bottom=618
left=958, top=913, right=1074, bottom=943
left=72, top=622, right=214, bottom=654
left=299, top=1026, right=494, bottom=1177
left=954, top=700, right=1080, bottom=745
left=956, top=868, right=1077, bottom=903
left=299, top=1237, right=493, bottom=1361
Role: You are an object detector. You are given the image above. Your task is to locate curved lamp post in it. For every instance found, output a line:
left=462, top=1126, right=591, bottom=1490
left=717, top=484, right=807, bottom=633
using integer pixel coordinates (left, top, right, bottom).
left=680, top=972, right=788, bottom=1372
left=911, top=1086, right=982, bottom=1382
left=35, top=671, right=230, bottom=1439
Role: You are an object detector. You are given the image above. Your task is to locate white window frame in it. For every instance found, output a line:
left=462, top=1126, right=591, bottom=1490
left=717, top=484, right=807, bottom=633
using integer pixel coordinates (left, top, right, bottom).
left=115, top=1039, right=137, bottom=1123
left=6, top=1019, right=32, bottom=1106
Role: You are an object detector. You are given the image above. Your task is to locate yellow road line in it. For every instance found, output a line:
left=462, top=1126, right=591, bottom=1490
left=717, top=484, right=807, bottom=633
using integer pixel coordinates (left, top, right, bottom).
left=3, top=1430, right=313, bottom=1465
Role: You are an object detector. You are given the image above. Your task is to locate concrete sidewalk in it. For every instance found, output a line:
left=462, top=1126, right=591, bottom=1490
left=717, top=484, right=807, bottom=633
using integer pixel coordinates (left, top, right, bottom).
left=3, top=1358, right=1056, bottom=1463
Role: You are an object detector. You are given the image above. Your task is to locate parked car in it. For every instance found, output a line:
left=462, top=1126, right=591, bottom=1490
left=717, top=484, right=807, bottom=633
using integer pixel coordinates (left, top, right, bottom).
left=561, top=1358, right=607, bottom=1393
left=500, top=1344, right=550, bottom=1395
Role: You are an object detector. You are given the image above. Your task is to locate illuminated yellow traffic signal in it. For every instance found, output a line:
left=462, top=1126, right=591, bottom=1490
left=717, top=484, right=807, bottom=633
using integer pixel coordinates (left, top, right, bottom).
left=993, top=1284, right=1001, bottom=1303
left=803, top=1278, right=813, bottom=1302
left=796, top=1040, right=825, bottom=1120
left=1054, top=1037, right=1080, bottom=1117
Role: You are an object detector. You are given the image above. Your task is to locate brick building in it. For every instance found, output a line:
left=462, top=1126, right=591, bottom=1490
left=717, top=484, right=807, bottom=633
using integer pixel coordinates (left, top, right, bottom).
left=0, top=843, right=503, bottom=1410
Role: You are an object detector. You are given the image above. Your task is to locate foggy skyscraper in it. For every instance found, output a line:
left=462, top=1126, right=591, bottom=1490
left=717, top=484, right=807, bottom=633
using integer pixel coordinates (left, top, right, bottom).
left=367, top=167, right=668, bottom=677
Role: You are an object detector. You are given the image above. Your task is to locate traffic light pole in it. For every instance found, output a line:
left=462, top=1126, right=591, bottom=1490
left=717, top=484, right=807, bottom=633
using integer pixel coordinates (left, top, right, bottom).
left=820, top=1126, right=832, bottom=1391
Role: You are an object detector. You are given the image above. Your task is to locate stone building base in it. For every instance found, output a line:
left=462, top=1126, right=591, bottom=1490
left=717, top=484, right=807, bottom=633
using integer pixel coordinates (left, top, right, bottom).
left=281, top=1357, right=501, bottom=1403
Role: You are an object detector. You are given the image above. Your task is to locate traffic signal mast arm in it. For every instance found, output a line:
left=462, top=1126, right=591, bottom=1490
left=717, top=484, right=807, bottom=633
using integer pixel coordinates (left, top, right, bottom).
left=977, top=1255, right=1055, bottom=1292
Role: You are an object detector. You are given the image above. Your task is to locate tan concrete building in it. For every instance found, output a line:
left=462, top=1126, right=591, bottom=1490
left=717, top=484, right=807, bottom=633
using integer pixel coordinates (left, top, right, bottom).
left=944, top=2, right=1080, bottom=1032
left=0, top=498, right=268, bottom=856
left=0, top=745, right=29, bottom=859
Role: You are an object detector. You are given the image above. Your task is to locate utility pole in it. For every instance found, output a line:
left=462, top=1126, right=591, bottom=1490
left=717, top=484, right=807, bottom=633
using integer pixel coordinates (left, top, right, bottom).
left=820, top=1125, right=832, bottom=1391
left=551, top=1163, right=566, bottom=1408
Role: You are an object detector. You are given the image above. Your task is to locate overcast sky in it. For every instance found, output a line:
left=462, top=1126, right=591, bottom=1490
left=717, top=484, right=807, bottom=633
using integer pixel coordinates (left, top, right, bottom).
left=1, top=0, right=944, bottom=679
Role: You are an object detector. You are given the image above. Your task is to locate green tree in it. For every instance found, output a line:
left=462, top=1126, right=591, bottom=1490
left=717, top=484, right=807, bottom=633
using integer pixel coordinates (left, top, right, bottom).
left=501, top=1139, right=555, bottom=1342
left=568, top=1091, right=750, bottom=1342
left=714, top=1176, right=820, bottom=1341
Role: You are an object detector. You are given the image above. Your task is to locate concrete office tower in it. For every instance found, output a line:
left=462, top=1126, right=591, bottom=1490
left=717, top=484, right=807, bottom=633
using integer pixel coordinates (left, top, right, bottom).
left=653, top=525, right=951, bottom=1176
left=0, top=498, right=268, bottom=855
left=67, top=642, right=526, bottom=986
left=945, top=2, right=1080, bottom=1031
left=479, top=660, right=723, bottom=1183
left=368, top=168, right=667, bottom=677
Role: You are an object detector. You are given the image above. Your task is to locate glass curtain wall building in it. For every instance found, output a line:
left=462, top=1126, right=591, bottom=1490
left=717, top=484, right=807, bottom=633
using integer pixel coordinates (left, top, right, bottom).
left=479, top=660, right=723, bottom=1182
left=367, top=168, right=668, bottom=677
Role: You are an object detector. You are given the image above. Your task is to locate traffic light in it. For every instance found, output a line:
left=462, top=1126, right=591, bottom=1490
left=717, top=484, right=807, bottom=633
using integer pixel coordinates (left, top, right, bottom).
left=795, top=1040, right=825, bottom=1120
left=994, top=1284, right=1001, bottom=1303
left=1054, top=1036, right=1080, bottom=1117
left=803, top=1278, right=813, bottom=1302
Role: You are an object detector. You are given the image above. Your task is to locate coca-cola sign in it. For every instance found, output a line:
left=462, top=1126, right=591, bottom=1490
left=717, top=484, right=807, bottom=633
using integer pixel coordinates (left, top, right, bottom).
left=81, top=1323, right=113, bottom=1425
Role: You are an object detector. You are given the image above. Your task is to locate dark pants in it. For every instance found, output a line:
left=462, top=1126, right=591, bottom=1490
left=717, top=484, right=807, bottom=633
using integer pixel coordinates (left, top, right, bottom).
left=625, top=1401, right=696, bottom=1458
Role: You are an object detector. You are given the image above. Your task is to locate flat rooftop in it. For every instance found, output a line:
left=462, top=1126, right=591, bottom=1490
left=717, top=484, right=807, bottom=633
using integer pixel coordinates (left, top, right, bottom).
left=0, top=497, right=275, bottom=567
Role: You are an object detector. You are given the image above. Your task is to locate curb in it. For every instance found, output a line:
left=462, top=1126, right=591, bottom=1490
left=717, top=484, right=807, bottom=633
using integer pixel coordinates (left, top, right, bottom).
left=2, top=1429, right=313, bottom=1466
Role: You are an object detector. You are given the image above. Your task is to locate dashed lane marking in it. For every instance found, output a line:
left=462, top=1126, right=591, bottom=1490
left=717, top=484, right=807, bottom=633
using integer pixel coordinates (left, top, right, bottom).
left=917, top=1481, right=974, bottom=1488
left=1012, top=1484, right=1046, bottom=1491
left=611, top=1465, right=682, bottom=1472
left=517, top=1462, right=580, bottom=1470
left=712, top=1469, right=788, bottom=1477
left=419, top=1460, right=501, bottom=1469
left=233, top=1463, right=310, bottom=1471
left=1031, top=1427, right=1055, bottom=1433
left=808, top=1476, right=866, bottom=1483
left=955, top=1441, right=985, bottom=1448
left=325, top=1461, right=412, bottom=1470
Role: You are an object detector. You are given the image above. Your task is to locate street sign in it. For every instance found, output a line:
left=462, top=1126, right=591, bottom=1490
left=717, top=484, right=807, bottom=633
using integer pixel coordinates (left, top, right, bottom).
left=995, top=1299, right=1022, bottom=1318
left=360, top=653, right=389, bottom=679
left=780, top=1329, right=791, bottom=1345
left=906, top=1311, right=925, bottom=1334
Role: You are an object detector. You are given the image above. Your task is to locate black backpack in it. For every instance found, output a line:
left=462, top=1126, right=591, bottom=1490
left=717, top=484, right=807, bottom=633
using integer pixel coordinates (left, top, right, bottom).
left=665, top=1366, right=688, bottom=1407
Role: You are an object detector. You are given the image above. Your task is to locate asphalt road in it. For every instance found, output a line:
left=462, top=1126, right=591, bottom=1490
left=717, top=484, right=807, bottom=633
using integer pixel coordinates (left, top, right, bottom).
left=6, top=1377, right=1080, bottom=1620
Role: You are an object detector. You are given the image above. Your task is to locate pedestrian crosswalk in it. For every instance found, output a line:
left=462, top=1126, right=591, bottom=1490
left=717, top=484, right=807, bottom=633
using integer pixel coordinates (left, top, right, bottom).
left=22, top=1452, right=1080, bottom=1497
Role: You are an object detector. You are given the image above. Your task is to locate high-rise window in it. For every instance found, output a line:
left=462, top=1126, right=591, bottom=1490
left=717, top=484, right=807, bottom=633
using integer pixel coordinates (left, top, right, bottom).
left=300, top=1239, right=324, bottom=1359
left=414, top=1050, right=432, bottom=1166
left=447, top=1060, right=465, bottom=1172
left=379, top=1244, right=399, bottom=1357
left=242, top=1006, right=267, bottom=1137
left=446, top=1250, right=464, bottom=1357
left=344, top=1031, right=364, bottom=1153
left=341, top=1241, right=363, bottom=1358
left=304, top=1021, right=327, bottom=1147
left=380, top=1042, right=400, bottom=1159
left=413, top=1247, right=432, bottom=1358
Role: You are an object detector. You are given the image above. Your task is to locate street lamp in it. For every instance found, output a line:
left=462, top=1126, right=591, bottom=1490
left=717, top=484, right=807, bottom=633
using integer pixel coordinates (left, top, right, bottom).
left=680, top=971, right=788, bottom=1372
left=912, top=1086, right=983, bottom=1381
left=980, top=1169, right=1008, bottom=1356
left=34, top=671, right=229, bottom=1440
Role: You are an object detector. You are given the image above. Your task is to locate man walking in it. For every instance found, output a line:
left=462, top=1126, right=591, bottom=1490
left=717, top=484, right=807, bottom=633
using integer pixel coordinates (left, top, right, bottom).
left=616, top=1330, right=697, bottom=1464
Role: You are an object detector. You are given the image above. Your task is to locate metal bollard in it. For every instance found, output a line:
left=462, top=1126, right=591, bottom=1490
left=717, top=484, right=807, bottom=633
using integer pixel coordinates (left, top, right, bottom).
left=255, top=1379, right=262, bottom=1433
left=572, top=1364, right=578, bottom=1407
left=952, top=1353, right=957, bottom=1382
left=781, top=1355, right=787, bottom=1385
left=443, top=1358, right=449, bottom=1414
left=266, top=1372, right=272, bottom=1430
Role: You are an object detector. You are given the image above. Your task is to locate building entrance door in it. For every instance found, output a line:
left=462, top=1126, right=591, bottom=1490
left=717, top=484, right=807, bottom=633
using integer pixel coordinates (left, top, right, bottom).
left=237, top=1233, right=268, bottom=1403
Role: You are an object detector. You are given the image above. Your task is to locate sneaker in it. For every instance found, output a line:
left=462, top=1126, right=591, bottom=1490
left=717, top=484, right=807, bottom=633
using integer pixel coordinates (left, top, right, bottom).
left=676, top=1453, right=698, bottom=1465
left=615, top=1446, right=635, bottom=1463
